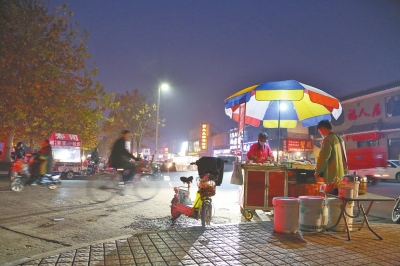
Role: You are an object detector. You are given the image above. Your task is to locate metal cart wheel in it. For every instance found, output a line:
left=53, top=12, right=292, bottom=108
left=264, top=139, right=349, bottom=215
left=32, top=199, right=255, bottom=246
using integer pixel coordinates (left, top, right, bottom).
left=244, top=210, right=253, bottom=220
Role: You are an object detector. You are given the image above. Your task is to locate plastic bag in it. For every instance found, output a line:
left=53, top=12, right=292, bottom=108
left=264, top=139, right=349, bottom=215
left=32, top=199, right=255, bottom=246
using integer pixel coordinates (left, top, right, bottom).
left=230, top=162, right=243, bottom=185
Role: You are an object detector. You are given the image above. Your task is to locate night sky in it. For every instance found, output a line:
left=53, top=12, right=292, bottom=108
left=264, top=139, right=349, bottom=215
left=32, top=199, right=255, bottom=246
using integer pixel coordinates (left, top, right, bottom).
left=49, top=0, right=400, bottom=147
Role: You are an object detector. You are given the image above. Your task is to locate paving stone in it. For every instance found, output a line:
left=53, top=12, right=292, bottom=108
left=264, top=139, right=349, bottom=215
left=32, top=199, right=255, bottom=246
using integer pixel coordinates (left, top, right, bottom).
left=88, top=262, right=104, bottom=266
left=72, top=262, right=88, bottom=266
left=15, top=222, right=400, bottom=266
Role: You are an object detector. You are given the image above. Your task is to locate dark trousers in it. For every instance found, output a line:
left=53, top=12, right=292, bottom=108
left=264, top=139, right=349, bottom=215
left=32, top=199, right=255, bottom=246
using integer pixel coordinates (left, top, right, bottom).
left=117, top=161, right=137, bottom=183
left=27, top=162, right=41, bottom=184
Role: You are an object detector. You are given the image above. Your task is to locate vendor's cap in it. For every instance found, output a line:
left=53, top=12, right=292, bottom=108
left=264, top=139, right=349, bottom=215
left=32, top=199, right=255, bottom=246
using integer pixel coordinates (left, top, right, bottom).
left=17, top=142, right=23, bottom=146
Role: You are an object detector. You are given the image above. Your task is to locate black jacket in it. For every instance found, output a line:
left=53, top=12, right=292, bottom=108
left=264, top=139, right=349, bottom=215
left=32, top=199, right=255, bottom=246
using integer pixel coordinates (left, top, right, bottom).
left=91, top=151, right=99, bottom=164
left=16, top=147, right=25, bottom=159
left=109, top=137, right=135, bottom=168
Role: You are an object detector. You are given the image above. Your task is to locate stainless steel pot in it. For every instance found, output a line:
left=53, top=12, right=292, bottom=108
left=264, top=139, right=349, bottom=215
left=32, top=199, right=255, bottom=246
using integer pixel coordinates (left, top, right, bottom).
left=345, top=172, right=367, bottom=195
left=343, top=174, right=358, bottom=182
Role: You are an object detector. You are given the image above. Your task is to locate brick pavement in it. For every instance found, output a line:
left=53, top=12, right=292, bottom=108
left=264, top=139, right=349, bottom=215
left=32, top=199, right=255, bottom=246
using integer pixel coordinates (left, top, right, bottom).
left=7, top=221, right=400, bottom=266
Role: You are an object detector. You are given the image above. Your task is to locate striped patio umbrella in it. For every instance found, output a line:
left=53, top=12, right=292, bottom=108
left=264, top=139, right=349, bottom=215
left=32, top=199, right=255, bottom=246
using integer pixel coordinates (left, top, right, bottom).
left=225, top=80, right=342, bottom=160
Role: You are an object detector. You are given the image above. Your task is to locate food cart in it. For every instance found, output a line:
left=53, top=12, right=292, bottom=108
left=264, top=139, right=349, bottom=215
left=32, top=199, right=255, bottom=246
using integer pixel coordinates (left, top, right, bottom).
left=50, top=133, right=82, bottom=179
left=240, top=162, right=322, bottom=220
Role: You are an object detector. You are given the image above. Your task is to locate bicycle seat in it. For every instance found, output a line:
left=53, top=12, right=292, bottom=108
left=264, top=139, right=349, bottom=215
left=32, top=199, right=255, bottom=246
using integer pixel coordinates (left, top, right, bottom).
left=180, top=176, right=193, bottom=184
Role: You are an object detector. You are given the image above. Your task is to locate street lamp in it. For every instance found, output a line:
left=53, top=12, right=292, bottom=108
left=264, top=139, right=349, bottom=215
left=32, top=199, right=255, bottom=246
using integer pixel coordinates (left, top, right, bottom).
left=155, top=83, right=169, bottom=159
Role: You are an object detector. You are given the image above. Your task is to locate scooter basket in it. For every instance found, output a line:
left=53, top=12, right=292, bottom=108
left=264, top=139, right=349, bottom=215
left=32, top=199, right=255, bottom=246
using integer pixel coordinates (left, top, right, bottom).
left=197, top=175, right=216, bottom=197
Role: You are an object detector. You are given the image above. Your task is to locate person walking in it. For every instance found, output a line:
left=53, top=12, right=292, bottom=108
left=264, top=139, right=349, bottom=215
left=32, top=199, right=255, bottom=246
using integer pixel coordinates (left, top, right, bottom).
left=246, top=132, right=274, bottom=163
left=90, top=147, right=100, bottom=174
left=314, top=120, right=348, bottom=183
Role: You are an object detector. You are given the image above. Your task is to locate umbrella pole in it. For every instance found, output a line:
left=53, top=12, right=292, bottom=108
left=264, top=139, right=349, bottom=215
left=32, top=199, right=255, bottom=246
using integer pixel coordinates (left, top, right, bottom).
left=277, top=100, right=281, bottom=163
left=242, top=103, right=246, bottom=162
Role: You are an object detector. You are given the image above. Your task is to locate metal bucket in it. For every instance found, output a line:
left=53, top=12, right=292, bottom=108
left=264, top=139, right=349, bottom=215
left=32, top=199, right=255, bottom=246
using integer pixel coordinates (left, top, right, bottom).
left=358, top=176, right=367, bottom=195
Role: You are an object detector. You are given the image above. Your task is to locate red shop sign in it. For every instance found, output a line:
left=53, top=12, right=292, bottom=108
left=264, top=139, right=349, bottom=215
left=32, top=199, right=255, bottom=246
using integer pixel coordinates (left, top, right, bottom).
left=49, top=133, right=81, bottom=147
left=282, top=138, right=313, bottom=152
left=345, top=132, right=384, bottom=142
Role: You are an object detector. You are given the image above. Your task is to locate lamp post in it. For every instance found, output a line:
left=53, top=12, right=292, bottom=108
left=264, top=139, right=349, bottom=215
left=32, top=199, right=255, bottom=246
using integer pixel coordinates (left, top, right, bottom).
left=155, top=83, right=169, bottom=160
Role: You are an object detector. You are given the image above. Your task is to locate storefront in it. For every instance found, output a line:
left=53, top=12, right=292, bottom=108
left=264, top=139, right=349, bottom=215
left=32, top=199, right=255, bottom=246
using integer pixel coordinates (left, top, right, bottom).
left=334, top=81, right=400, bottom=160
left=212, top=131, right=231, bottom=156
left=188, top=123, right=212, bottom=157
left=281, top=138, right=314, bottom=162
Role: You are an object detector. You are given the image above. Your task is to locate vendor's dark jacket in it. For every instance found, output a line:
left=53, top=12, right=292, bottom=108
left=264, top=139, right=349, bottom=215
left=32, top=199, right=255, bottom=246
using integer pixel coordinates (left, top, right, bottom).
left=109, top=137, right=135, bottom=168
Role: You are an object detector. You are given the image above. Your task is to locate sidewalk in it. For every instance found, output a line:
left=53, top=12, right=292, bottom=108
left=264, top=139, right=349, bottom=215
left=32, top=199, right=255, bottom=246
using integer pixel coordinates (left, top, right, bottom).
left=7, top=221, right=400, bottom=266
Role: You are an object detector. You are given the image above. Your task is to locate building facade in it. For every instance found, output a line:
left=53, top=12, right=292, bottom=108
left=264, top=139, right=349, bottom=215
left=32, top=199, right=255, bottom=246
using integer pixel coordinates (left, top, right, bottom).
left=333, top=81, right=400, bottom=160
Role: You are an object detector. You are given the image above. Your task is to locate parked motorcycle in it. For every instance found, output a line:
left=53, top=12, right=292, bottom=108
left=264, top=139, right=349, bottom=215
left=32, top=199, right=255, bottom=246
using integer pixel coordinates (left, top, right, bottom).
left=392, top=196, right=400, bottom=223
left=10, top=156, right=61, bottom=192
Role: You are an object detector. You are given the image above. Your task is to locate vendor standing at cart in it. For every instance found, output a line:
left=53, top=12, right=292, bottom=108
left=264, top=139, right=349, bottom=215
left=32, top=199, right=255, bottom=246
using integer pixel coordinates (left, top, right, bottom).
left=246, top=132, right=274, bottom=163
left=314, top=120, right=348, bottom=183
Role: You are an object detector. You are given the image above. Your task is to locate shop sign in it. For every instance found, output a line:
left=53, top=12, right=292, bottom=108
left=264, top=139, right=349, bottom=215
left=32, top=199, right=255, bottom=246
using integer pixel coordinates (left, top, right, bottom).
left=242, top=142, right=255, bottom=153
left=282, top=138, right=313, bottom=152
left=50, top=133, right=81, bottom=147
left=229, top=130, right=242, bottom=151
left=238, top=104, right=246, bottom=132
left=347, top=103, right=382, bottom=122
left=142, top=149, right=150, bottom=156
left=201, top=124, right=209, bottom=151
left=213, top=149, right=230, bottom=155
left=345, top=132, right=384, bottom=141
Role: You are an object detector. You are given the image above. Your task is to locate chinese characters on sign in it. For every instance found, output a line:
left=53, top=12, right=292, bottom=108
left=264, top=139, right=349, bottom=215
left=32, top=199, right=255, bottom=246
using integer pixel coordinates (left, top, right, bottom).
left=50, top=133, right=81, bottom=147
left=282, top=138, right=313, bottom=152
left=347, top=103, right=382, bottom=121
left=229, top=130, right=243, bottom=152
left=201, top=124, right=209, bottom=151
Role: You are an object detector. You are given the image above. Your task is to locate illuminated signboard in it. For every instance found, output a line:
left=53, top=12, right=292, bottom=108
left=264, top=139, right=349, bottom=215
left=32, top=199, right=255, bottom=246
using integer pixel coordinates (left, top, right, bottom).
left=201, top=123, right=209, bottom=151
left=282, top=138, right=313, bottom=152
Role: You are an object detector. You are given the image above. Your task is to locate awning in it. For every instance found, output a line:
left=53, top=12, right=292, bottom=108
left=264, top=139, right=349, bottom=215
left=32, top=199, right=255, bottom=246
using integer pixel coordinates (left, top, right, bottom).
left=345, top=131, right=384, bottom=141
left=341, top=122, right=384, bottom=141
left=341, top=120, right=400, bottom=141
left=380, top=122, right=400, bottom=132
left=342, top=122, right=381, bottom=135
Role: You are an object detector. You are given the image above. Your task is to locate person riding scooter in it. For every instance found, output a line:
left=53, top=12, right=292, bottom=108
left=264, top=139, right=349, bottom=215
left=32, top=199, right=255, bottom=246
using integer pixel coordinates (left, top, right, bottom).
left=28, top=140, right=53, bottom=185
